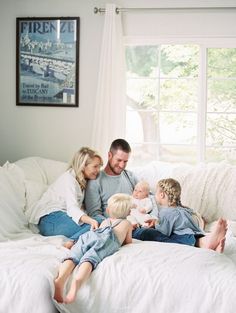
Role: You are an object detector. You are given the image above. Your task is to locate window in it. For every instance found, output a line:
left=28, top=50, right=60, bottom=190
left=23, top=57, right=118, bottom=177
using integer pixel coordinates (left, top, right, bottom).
left=206, top=48, right=236, bottom=163
left=125, top=44, right=236, bottom=166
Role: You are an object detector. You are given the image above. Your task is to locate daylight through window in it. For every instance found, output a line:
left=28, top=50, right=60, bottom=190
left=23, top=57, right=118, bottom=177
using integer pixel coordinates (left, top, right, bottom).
left=125, top=44, right=236, bottom=166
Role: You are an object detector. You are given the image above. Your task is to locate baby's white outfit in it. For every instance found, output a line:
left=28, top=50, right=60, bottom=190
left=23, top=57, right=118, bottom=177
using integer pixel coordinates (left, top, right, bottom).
left=127, top=197, right=153, bottom=226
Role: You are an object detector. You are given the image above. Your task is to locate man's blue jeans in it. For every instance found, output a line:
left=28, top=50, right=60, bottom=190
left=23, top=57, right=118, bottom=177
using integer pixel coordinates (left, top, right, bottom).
left=132, top=227, right=196, bottom=246
left=38, top=211, right=103, bottom=241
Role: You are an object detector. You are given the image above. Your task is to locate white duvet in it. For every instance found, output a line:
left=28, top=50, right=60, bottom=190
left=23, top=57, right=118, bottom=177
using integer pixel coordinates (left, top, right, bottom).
left=1, top=158, right=236, bottom=313
left=1, top=234, right=236, bottom=313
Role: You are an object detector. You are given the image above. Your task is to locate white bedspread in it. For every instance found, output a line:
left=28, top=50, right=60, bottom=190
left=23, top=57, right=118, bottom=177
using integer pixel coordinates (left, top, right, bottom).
left=1, top=234, right=236, bottom=313
left=1, top=158, right=236, bottom=313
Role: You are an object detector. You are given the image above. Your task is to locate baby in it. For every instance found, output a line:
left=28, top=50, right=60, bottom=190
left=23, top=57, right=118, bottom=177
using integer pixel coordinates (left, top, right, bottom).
left=127, top=181, right=154, bottom=227
left=54, top=193, right=133, bottom=304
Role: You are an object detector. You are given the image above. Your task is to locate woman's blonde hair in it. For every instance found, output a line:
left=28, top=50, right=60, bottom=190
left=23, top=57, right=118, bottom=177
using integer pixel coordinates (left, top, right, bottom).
left=157, top=178, right=182, bottom=207
left=68, top=147, right=103, bottom=189
left=107, top=193, right=132, bottom=219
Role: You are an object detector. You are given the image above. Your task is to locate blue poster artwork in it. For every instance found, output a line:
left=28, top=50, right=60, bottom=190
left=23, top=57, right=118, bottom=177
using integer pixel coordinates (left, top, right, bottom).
left=16, top=17, right=79, bottom=107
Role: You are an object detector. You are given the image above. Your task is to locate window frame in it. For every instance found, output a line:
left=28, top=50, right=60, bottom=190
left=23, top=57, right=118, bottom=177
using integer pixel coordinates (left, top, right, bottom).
left=124, top=36, right=236, bottom=164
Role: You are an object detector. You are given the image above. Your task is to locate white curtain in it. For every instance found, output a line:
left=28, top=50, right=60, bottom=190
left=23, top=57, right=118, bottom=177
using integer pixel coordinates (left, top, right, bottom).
left=92, top=3, right=126, bottom=161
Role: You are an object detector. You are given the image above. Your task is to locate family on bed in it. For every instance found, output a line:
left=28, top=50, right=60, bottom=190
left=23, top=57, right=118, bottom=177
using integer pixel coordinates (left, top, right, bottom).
left=33, top=139, right=227, bottom=304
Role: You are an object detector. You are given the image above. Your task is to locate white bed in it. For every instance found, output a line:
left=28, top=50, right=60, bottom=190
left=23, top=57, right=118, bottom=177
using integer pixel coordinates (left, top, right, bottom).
left=1, top=157, right=236, bottom=313
left=1, top=234, right=236, bottom=313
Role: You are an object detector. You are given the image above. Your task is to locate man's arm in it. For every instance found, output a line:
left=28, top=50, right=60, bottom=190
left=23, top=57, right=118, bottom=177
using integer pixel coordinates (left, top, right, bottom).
left=84, top=178, right=105, bottom=219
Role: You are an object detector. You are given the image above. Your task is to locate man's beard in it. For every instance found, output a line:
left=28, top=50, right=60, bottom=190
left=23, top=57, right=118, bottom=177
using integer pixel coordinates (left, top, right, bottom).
left=108, top=161, right=123, bottom=175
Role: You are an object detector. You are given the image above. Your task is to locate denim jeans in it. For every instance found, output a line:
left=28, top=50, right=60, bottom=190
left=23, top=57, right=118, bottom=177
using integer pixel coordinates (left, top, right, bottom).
left=67, top=226, right=121, bottom=269
left=132, top=227, right=196, bottom=246
left=38, top=211, right=102, bottom=241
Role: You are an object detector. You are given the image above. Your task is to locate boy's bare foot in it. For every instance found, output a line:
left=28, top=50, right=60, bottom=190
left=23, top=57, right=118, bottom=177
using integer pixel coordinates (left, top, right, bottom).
left=63, top=241, right=74, bottom=249
left=198, top=218, right=227, bottom=251
left=54, top=277, right=65, bottom=303
left=64, top=279, right=81, bottom=304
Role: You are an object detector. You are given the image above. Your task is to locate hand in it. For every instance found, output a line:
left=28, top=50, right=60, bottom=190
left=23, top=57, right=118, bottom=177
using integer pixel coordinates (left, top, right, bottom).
left=89, top=218, right=99, bottom=230
left=139, top=208, right=146, bottom=214
left=131, top=223, right=140, bottom=230
left=80, top=215, right=99, bottom=230
left=144, top=218, right=156, bottom=228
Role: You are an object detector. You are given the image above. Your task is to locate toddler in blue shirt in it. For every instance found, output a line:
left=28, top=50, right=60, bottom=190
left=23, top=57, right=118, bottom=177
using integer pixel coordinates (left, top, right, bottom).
left=54, top=193, right=132, bottom=304
left=151, top=178, right=227, bottom=251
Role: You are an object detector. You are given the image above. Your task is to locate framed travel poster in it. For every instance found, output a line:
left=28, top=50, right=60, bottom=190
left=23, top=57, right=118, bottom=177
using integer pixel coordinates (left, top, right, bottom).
left=16, top=17, right=79, bottom=107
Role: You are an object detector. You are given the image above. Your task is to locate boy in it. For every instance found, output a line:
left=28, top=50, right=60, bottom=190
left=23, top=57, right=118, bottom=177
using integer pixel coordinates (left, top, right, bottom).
left=54, top=193, right=133, bottom=304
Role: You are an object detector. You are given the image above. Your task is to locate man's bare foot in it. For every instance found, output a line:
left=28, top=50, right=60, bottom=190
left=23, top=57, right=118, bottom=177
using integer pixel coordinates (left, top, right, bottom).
left=63, top=241, right=74, bottom=249
left=198, top=218, right=227, bottom=251
left=215, top=237, right=226, bottom=253
left=64, top=279, right=81, bottom=304
left=54, top=277, right=65, bottom=303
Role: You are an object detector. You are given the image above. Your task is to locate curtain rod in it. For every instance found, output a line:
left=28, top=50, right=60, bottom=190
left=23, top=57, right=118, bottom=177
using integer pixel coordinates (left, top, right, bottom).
left=94, top=6, right=236, bottom=14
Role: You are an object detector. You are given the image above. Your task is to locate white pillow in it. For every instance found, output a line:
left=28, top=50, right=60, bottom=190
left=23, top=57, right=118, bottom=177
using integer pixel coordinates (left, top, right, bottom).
left=36, top=157, right=67, bottom=184
left=131, top=161, right=176, bottom=193
left=24, top=179, right=48, bottom=221
left=0, top=163, right=32, bottom=240
left=173, top=162, right=236, bottom=223
left=15, top=157, right=48, bottom=183
left=16, top=157, right=67, bottom=185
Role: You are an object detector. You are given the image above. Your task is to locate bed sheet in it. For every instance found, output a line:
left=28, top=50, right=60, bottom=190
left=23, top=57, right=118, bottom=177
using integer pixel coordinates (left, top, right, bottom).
left=1, top=235, right=236, bottom=313
left=0, top=235, right=67, bottom=313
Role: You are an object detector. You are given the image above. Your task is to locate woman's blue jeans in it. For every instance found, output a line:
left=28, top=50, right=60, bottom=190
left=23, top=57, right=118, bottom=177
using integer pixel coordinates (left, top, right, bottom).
left=132, top=227, right=196, bottom=246
left=38, top=211, right=103, bottom=241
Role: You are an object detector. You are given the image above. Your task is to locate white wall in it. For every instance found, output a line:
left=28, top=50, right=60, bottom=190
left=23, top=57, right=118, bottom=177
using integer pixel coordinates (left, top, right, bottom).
left=0, top=0, right=106, bottom=164
left=0, top=0, right=235, bottom=164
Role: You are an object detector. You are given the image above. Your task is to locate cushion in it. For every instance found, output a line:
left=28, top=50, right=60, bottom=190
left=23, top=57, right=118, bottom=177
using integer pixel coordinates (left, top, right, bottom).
left=24, top=179, right=48, bottom=221
left=16, top=157, right=67, bottom=185
left=172, top=162, right=236, bottom=223
left=16, top=157, right=67, bottom=224
left=131, top=161, right=178, bottom=193
left=132, top=161, right=236, bottom=224
left=0, top=163, right=32, bottom=241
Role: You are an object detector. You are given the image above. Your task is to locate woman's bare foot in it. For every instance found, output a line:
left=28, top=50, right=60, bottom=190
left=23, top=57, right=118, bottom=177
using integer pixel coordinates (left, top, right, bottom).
left=54, top=277, right=65, bottom=303
left=63, top=241, right=74, bottom=249
left=64, top=279, right=81, bottom=304
left=198, top=218, right=227, bottom=252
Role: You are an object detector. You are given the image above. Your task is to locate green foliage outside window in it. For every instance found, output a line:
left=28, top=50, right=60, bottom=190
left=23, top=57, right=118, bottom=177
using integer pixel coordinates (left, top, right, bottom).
left=126, top=45, right=236, bottom=165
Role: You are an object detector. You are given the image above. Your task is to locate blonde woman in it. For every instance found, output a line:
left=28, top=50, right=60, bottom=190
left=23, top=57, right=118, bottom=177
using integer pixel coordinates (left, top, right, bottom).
left=54, top=193, right=133, bottom=304
left=36, top=147, right=103, bottom=241
left=153, top=178, right=227, bottom=252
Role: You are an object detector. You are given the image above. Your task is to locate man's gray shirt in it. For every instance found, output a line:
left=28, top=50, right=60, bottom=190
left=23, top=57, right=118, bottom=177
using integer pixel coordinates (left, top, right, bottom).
left=85, top=170, right=138, bottom=218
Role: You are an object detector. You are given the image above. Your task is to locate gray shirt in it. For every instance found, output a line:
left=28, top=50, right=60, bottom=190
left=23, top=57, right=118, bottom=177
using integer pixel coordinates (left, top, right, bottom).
left=154, top=206, right=204, bottom=236
left=85, top=170, right=138, bottom=219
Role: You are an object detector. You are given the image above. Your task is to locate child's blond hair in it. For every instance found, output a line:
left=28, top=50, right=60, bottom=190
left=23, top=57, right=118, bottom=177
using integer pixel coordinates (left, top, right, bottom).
left=135, top=181, right=150, bottom=195
left=157, top=178, right=204, bottom=228
left=157, top=178, right=182, bottom=207
left=107, top=193, right=132, bottom=219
